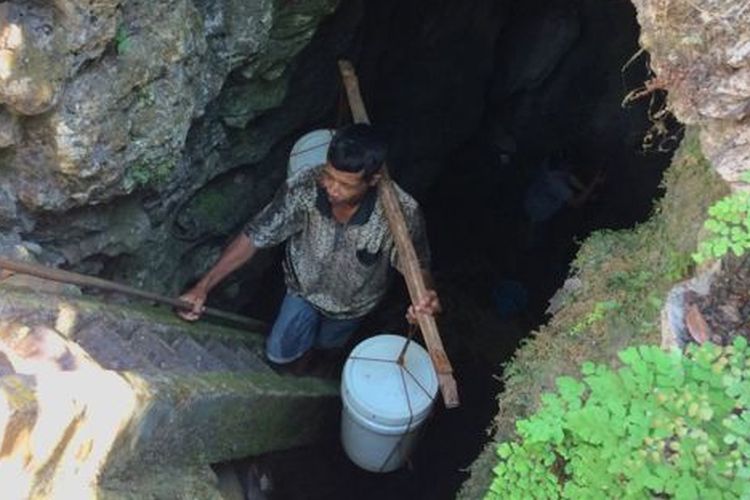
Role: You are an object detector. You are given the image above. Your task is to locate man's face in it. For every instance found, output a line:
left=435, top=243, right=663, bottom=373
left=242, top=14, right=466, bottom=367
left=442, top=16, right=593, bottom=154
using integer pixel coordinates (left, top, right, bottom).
left=318, top=163, right=378, bottom=207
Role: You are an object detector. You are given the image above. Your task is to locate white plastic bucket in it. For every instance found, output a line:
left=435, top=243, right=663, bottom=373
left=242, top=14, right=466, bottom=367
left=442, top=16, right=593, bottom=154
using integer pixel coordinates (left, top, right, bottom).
left=287, top=129, right=334, bottom=179
left=340, top=334, right=438, bottom=472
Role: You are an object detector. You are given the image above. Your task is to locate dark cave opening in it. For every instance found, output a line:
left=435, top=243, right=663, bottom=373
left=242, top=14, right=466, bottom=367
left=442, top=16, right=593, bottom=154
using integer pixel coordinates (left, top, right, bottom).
left=207, top=0, right=678, bottom=498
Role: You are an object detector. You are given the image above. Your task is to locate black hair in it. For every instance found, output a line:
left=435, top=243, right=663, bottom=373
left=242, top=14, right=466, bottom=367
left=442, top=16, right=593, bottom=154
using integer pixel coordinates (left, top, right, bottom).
left=327, top=124, right=387, bottom=179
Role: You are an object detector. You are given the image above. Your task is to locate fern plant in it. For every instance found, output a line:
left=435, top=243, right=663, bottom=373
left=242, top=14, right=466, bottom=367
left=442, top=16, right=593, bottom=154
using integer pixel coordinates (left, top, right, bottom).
left=568, top=300, right=620, bottom=336
left=693, top=191, right=750, bottom=263
left=487, top=337, right=750, bottom=499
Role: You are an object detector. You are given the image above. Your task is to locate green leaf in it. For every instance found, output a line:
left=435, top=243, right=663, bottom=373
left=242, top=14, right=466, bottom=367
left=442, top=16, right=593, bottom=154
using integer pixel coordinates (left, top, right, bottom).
left=618, top=347, right=641, bottom=366
left=557, top=377, right=585, bottom=406
left=497, top=442, right=513, bottom=459
left=674, top=476, right=699, bottom=498
left=486, top=341, right=750, bottom=499
left=733, top=336, right=748, bottom=351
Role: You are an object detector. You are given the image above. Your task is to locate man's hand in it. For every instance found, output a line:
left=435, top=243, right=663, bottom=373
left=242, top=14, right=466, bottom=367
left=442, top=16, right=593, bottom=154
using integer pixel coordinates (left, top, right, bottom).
left=177, top=286, right=208, bottom=322
left=406, top=289, right=442, bottom=325
left=175, top=233, right=257, bottom=322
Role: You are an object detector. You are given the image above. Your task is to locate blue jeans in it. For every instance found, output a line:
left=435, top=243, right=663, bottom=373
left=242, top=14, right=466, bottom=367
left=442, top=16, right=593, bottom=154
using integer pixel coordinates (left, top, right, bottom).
left=265, top=293, right=362, bottom=364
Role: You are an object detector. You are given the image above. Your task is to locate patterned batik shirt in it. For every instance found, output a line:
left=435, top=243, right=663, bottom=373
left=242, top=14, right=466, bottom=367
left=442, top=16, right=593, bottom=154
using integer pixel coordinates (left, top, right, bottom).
left=244, top=165, right=431, bottom=319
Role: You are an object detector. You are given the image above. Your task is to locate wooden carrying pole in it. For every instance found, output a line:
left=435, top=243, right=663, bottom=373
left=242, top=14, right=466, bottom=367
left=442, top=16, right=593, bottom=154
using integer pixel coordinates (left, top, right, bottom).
left=0, top=257, right=268, bottom=332
left=338, top=60, right=459, bottom=408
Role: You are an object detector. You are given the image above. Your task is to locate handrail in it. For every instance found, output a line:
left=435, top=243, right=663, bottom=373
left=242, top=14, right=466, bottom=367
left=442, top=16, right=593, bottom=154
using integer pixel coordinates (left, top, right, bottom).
left=0, top=257, right=268, bottom=332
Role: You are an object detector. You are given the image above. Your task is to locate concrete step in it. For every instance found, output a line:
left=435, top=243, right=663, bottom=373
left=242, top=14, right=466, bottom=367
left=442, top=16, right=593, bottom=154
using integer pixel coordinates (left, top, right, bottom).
left=233, top=346, right=274, bottom=374
left=129, top=328, right=194, bottom=371
left=75, top=322, right=154, bottom=371
left=0, top=285, right=340, bottom=499
left=204, top=339, right=245, bottom=370
left=171, top=336, right=230, bottom=373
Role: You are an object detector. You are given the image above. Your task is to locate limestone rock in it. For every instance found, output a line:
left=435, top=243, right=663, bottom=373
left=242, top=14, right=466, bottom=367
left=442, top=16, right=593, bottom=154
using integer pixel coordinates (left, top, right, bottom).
left=631, top=0, right=750, bottom=185
left=0, top=0, right=346, bottom=296
left=33, top=198, right=152, bottom=266
left=660, top=261, right=721, bottom=350
left=1, top=0, right=339, bottom=214
left=0, top=107, right=19, bottom=148
left=0, top=3, right=66, bottom=115
left=0, top=182, right=17, bottom=225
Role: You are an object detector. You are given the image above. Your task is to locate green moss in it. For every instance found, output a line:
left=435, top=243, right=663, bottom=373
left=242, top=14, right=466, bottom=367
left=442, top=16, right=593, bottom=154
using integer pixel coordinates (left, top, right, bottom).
left=123, top=159, right=176, bottom=191
left=199, top=371, right=339, bottom=454
left=98, top=465, right=223, bottom=500
left=458, top=128, right=729, bottom=499
left=182, top=179, right=256, bottom=235
left=191, top=190, right=228, bottom=222
left=115, top=25, right=131, bottom=55
left=118, top=370, right=338, bottom=469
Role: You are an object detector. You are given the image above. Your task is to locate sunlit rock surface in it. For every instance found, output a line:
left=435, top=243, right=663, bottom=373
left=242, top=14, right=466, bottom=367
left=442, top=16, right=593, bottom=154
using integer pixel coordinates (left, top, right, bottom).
left=631, top=0, right=750, bottom=185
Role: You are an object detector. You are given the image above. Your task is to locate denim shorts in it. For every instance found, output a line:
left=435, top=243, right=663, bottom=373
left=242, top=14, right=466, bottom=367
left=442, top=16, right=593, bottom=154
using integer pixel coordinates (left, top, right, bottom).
left=265, top=292, right=362, bottom=364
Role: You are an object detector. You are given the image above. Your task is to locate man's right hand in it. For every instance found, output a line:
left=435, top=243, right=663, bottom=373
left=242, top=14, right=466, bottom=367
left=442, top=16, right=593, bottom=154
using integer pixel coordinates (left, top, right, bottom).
left=177, top=286, right=208, bottom=321
left=175, top=232, right=257, bottom=322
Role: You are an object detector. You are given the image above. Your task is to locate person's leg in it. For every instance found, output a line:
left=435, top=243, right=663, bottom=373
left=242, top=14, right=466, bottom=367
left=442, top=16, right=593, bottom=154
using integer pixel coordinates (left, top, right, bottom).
left=311, top=315, right=363, bottom=377
left=265, top=293, right=321, bottom=365
left=315, top=315, right=363, bottom=351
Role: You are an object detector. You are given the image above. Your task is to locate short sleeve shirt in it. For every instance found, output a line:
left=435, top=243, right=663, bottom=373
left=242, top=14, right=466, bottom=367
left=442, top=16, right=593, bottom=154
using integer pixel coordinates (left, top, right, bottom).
left=244, top=165, right=430, bottom=319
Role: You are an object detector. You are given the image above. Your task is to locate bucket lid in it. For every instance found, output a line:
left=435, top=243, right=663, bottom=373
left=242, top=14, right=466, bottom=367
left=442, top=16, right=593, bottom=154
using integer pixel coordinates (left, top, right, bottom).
left=342, top=334, right=438, bottom=428
left=287, top=129, right=334, bottom=178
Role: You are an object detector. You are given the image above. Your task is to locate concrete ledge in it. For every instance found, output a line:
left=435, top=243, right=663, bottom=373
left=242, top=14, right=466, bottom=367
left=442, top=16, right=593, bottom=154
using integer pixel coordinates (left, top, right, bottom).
left=0, top=285, right=341, bottom=498
left=104, top=370, right=339, bottom=477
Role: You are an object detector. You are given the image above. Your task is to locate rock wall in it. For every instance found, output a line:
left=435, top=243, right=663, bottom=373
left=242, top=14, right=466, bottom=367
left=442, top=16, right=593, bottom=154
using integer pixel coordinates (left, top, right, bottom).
left=0, top=0, right=656, bottom=304
left=630, top=0, right=750, bottom=185
left=0, top=0, right=347, bottom=294
left=0, top=0, right=341, bottom=212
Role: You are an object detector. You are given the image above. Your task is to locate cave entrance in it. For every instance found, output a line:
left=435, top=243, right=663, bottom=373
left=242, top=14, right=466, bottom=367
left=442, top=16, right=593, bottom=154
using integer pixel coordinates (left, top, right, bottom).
left=214, top=0, right=677, bottom=498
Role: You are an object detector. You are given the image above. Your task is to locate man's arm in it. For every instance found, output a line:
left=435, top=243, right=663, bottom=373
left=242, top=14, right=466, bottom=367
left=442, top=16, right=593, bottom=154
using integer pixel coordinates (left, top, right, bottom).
left=178, top=172, right=307, bottom=321
left=178, top=232, right=257, bottom=321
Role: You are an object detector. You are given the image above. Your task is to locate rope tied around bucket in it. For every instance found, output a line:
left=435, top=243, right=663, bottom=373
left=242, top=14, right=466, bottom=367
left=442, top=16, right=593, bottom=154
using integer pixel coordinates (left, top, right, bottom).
left=347, top=329, right=435, bottom=472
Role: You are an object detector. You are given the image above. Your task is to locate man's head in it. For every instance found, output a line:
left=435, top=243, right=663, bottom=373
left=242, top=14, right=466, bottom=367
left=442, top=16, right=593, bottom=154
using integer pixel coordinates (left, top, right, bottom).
left=327, top=124, right=387, bottom=180
left=320, top=124, right=386, bottom=206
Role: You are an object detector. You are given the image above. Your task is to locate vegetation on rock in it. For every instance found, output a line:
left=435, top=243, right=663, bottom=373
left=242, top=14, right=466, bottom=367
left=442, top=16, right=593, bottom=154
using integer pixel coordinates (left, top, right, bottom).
left=123, top=159, right=176, bottom=191
left=459, top=131, right=728, bottom=499
left=693, top=191, right=750, bottom=264
left=486, top=338, right=750, bottom=499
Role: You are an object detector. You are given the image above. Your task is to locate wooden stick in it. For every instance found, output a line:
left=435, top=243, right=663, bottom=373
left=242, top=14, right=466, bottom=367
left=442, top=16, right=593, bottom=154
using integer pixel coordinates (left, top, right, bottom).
left=338, top=60, right=459, bottom=408
left=0, top=257, right=268, bottom=332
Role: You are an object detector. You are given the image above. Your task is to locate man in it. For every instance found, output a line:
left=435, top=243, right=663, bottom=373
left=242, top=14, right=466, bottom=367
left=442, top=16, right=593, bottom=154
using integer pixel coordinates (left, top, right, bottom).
left=178, top=124, right=440, bottom=368
left=523, top=152, right=604, bottom=248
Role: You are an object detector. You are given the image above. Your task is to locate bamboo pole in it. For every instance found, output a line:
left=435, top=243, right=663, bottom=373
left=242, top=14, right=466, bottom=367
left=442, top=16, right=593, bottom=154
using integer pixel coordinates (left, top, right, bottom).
left=0, top=257, right=268, bottom=332
left=338, top=60, right=459, bottom=408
